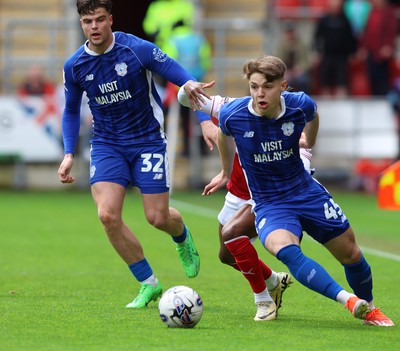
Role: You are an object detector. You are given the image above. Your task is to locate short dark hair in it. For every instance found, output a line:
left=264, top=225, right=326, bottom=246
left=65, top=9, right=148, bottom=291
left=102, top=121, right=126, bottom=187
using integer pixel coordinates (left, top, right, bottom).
left=76, top=0, right=112, bottom=16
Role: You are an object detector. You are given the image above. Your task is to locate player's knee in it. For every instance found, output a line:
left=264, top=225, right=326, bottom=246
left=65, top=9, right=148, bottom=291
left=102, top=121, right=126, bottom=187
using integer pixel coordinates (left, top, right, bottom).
left=339, top=243, right=363, bottom=265
left=221, top=222, right=239, bottom=241
left=218, top=249, right=235, bottom=266
left=146, top=213, right=168, bottom=230
left=98, top=208, right=120, bottom=230
left=147, top=216, right=167, bottom=230
left=327, top=227, right=363, bottom=264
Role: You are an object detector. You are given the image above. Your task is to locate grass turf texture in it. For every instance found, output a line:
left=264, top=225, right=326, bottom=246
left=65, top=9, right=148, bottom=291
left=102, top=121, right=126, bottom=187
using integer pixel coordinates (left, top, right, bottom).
left=0, top=189, right=399, bottom=351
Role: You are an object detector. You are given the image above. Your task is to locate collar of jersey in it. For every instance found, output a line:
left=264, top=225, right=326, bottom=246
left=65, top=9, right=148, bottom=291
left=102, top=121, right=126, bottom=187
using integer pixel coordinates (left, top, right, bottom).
left=247, top=96, right=286, bottom=120
left=84, top=33, right=115, bottom=56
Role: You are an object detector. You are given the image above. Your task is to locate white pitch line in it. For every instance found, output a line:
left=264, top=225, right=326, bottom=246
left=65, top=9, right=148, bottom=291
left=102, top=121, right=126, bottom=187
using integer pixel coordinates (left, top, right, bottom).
left=171, top=199, right=400, bottom=263
left=171, top=199, right=220, bottom=219
left=358, top=247, right=400, bottom=262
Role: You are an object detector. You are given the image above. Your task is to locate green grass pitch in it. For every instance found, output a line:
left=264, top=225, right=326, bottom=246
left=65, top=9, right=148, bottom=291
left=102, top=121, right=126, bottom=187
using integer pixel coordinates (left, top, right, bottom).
left=0, top=188, right=399, bottom=350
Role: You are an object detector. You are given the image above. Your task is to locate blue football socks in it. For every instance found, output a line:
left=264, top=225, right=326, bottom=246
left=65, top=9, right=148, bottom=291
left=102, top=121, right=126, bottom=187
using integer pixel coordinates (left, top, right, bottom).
left=343, top=254, right=373, bottom=302
left=172, top=224, right=187, bottom=244
left=128, top=258, right=153, bottom=282
left=277, top=244, right=343, bottom=300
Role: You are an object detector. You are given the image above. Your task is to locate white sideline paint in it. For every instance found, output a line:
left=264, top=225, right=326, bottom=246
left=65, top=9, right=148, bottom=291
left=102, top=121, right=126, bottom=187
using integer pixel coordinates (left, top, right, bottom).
left=359, top=248, right=400, bottom=262
left=171, top=199, right=218, bottom=218
left=170, top=199, right=400, bottom=263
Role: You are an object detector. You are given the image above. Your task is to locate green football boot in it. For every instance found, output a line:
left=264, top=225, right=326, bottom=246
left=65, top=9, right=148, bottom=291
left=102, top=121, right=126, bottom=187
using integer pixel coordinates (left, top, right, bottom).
left=176, top=228, right=200, bottom=278
left=126, top=281, right=163, bottom=308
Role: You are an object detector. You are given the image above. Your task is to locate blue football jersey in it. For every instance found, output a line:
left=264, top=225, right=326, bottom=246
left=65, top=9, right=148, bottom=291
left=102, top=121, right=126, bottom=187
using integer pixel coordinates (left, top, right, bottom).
left=62, top=32, right=194, bottom=154
left=219, top=91, right=317, bottom=203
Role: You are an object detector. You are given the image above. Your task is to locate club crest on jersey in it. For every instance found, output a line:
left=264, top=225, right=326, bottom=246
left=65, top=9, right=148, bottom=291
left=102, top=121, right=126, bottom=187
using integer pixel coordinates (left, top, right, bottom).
left=115, top=62, right=128, bottom=77
left=153, top=48, right=168, bottom=62
left=281, top=122, right=294, bottom=136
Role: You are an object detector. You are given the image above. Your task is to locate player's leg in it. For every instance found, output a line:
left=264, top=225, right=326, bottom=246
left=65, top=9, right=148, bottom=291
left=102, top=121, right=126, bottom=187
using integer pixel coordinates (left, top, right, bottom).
left=223, top=204, right=275, bottom=281
left=141, top=191, right=183, bottom=235
left=222, top=200, right=292, bottom=318
left=89, top=143, right=162, bottom=308
left=217, top=192, right=248, bottom=267
left=222, top=204, right=277, bottom=321
left=218, top=211, right=286, bottom=318
left=135, top=141, right=200, bottom=279
left=91, top=182, right=162, bottom=308
left=141, top=191, right=200, bottom=279
left=259, top=188, right=371, bottom=322
left=324, top=227, right=394, bottom=326
left=265, top=228, right=345, bottom=301
left=219, top=199, right=274, bottom=280
left=92, top=181, right=144, bottom=263
left=225, top=236, right=276, bottom=321
left=264, top=229, right=370, bottom=319
left=304, top=183, right=393, bottom=326
left=219, top=221, right=293, bottom=300
left=218, top=222, right=236, bottom=266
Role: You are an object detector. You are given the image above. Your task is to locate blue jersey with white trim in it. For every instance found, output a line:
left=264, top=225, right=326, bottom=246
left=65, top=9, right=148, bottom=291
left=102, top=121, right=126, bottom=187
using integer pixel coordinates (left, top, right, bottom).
left=219, top=91, right=317, bottom=202
left=62, top=32, right=194, bottom=154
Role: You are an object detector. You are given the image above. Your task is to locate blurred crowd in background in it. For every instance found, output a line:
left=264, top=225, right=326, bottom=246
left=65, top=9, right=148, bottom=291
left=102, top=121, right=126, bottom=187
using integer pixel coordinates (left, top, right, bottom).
left=1, top=0, right=400, bottom=191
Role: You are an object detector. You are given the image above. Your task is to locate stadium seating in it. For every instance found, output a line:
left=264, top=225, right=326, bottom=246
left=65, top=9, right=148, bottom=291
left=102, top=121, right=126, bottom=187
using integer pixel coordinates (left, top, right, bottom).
left=275, top=0, right=302, bottom=6
left=349, top=60, right=371, bottom=96
left=0, top=0, right=68, bottom=93
left=307, top=0, right=330, bottom=11
left=274, top=0, right=303, bottom=19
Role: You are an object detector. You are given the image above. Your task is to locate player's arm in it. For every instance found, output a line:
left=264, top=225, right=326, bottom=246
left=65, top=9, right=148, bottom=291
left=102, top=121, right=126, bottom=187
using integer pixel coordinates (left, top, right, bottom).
left=178, top=83, right=218, bottom=148
left=145, top=41, right=213, bottom=110
left=161, top=61, right=214, bottom=110
left=179, top=85, right=237, bottom=151
left=202, top=128, right=234, bottom=196
left=58, top=66, right=83, bottom=184
left=177, top=84, right=235, bottom=117
left=302, top=112, right=319, bottom=149
left=135, top=38, right=210, bottom=111
left=181, top=80, right=215, bottom=111
left=199, top=117, right=218, bottom=151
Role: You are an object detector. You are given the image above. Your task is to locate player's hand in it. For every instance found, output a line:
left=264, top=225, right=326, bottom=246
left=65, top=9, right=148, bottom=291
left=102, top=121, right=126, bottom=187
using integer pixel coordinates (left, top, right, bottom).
left=202, top=170, right=229, bottom=196
left=200, top=120, right=218, bottom=151
left=299, top=132, right=308, bottom=148
left=183, top=80, right=215, bottom=110
left=58, top=154, right=76, bottom=184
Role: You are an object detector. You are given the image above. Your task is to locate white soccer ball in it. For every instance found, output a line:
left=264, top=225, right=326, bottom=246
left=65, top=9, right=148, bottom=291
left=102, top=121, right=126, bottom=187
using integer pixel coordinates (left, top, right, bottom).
left=158, top=285, right=203, bottom=328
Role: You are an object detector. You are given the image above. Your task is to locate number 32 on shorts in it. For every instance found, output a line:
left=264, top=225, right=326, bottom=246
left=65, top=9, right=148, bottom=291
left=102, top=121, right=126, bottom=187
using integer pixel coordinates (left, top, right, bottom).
left=141, top=153, right=164, bottom=173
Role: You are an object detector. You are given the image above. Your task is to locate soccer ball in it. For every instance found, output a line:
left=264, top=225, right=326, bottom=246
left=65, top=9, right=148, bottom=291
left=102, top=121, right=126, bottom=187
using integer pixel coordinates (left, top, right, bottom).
left=158, top=285, right=203, bottom=328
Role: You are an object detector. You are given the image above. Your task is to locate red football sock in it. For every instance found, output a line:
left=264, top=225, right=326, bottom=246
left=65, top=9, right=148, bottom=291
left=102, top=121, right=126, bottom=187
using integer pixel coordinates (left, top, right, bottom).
left=260, top=259, right=272, bottom=280
left=225, top=236, right=267, bottom=294
left=231, top=256, right=272, bottom=280
left=230, top=263, right=241, bottom=272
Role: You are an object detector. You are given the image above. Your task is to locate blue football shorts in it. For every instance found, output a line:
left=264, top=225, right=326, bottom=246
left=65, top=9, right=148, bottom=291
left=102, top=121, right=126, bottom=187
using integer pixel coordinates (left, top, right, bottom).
left=255, top=179, right=350, bottom=246
left=89, top=141, right=170, bottom=194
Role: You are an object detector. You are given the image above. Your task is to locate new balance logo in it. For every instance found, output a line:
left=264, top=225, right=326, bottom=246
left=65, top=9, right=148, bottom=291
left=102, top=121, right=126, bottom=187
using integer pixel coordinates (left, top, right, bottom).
left=243, top=131, right=254, bottom=138
left=85, top=74, right=94, bottom=81
left=153, top=174, right=163, bottom=180
left=307, top=268, right=316, bottom=283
